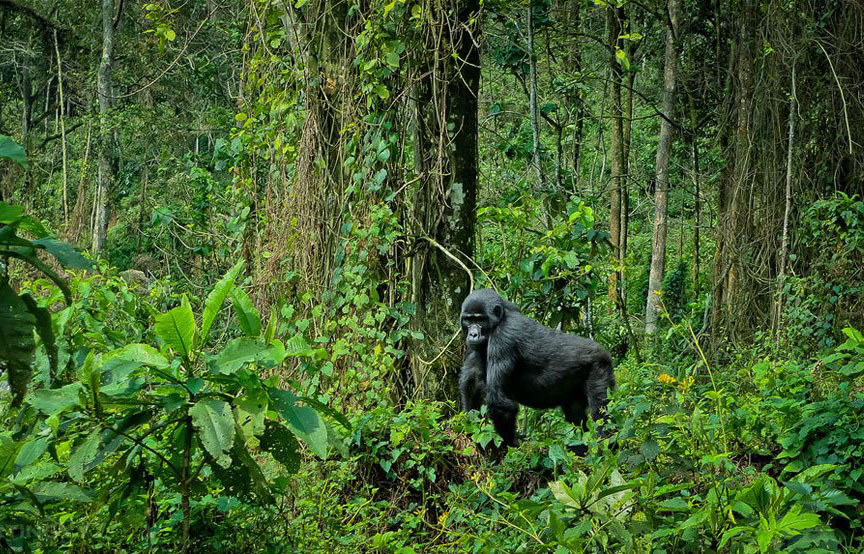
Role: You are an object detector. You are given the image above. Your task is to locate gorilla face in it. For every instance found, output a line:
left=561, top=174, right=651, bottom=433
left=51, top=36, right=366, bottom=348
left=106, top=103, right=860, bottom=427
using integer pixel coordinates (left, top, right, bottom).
left=460, top=289, right=504, bottom=347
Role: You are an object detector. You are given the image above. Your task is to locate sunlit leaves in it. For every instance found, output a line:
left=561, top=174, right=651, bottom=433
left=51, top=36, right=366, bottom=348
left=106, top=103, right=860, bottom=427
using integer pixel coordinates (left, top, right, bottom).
left=154, top=296, right=196, bottom=358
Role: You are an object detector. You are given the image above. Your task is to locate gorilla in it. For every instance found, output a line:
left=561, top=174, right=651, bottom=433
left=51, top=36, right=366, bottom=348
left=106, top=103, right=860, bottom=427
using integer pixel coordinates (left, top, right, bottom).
left=458, top=288, right=615, bottom=447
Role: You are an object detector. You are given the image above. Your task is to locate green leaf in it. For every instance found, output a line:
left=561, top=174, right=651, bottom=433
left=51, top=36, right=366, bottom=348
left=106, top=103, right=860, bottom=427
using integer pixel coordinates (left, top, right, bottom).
left=31, top=238, right=93, bottom=269
left=15, top=437, right=49, bottom=468
left=0, top=433, right=21, bottom=479
left=373, top=84, right=390, bottom=100
left=190, top=398, right=235, bottom=468
left=0, top=135, right=27, bottom=169
left=0, top=282, right=35, bottom=405
left=32, top=482, right=92, bottom=503
left=640, top=439, right=660, bottom=461
left=29, top=383, right=84, bottom=415
left=269, top=387, right=328, bottom=458
left=235, top=391, right=268, bottom=441
left=101, top=343, right=170, bottom=381
left=154, top=296, right=196, bottom=358
left=230, top=287, right=261, bottom=337
left=260, top=419, right=300, bottom=474
left=0, top=203, right=24, bottom=223
left=20, top=294, right=57, bottom=384
left=209, top=337, right=270, bottom=375
left=385, top=51, right=400, bottom=68
left=205, top=432, right=274, bottom=504
left=68, top=430, right=102, bottom=482
left=201, top=259, right=244, bottom=344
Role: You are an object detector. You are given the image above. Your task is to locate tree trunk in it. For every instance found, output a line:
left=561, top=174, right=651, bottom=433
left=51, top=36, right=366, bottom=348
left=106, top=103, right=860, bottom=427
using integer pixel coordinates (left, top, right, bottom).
left=527, top=0, right=544, bottom=188
left=409, top=0, right=480, bottom=400
left=606, top=7, right=625, bottom=306
left=774, top=63, right=796, bottom=337
left=569, top=0, right=584, bottom=183
left=645, top=0, right=679, bottom=334
left=92, top=0, right=115, bottom=253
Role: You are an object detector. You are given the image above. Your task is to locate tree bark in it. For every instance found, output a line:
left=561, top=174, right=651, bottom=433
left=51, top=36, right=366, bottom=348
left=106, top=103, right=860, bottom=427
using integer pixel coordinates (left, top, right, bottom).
left=606, top=7, right=625, bottom=306
left=528, top=0, right=544, bottom=189
left=774, top=63, right=796, bottom=336
left=92, top=0, right=115, bottom=253
left=645, top=0, right=679, bottom=334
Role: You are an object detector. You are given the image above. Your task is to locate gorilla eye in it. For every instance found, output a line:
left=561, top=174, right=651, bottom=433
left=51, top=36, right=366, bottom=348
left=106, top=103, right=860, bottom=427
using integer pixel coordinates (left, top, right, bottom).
left=493, top=305, right=502, bottom=318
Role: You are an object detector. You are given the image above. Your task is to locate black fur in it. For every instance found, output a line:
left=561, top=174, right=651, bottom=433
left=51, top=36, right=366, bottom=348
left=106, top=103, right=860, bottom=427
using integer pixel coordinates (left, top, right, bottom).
left=458, top=288, right=615, bottom=447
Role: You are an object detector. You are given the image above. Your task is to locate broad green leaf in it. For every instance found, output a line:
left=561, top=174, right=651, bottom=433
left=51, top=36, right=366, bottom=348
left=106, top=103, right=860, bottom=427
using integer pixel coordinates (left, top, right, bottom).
left=101, top=343, right=170, bottom=386
left=230, top=287, right=261, bottom=337
left=14, top=437, right=49, bottom=468
left=209, top=337, right=269, bottom=375
left=29, top=383, right=84, bottom=415
left=0, top=432, right=21, bottom=479
left=0, top=282, right=35, bottom=405
left=68, top=430, right=102, bottom=482
left=640, top=439, right=660, bottom=461
left=260, top=419, right=300, bottom=474
left=154, top=296, right=196, bottom=358
left=269, top=388, right=328, bottom=458
left=235, top=391, right=268, bottom=441
left=20, top=294, right=57, bottom=383
left=0, top=135, right=27, bottom=168
left=0, top=202, right=24, bottom=223
left=201, top=259, right=244, bottom=344
left=31, top=238, right=93, bottom=269
left=190, top=398, right=235, bottom=468
left=205, top=433, right=274, bottom=503
left=32, top=482, right=92, bottom=503
left=549, top=480, right=580, bottom=508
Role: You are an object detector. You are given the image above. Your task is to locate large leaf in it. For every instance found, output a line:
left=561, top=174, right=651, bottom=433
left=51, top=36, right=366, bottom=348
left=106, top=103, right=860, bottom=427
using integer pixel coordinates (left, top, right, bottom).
left=100, top=343, right=170, bottom=388
left=201, top=259, right=244, bottom=344
left=205, top=432, right=274, bottom=504
left=260, top=419, right=300, bottom=474
left=0, top=135, right=27, bottom=169
left=31, top=482, right=92, bottom=503
left=190, top=398, right=235, bottom=468
left=20, top=294, right=57, bottom=383
left=0, top=432, right=21, bottom=479
left=68, top=430, right=102, bottom=482
left=29, top=383, right=84, bottom=415
left=0, top=282, right=35, bottom=405
left=230, top=287, right=261, bottom=337
left=208, top=337, right=270, bottom=375
left=269, top=387, right=328, bottom=458
left=154, top=296, right=196, bottom=358
left=32, top=238, right=94, bottom=269
left=235, top=390, right=268, bottom=442
left=0, top=203, right=24, bottom=223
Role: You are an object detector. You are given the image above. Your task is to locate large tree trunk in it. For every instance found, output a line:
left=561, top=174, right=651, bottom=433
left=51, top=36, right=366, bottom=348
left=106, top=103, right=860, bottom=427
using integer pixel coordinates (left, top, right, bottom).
left=92, top=0, right=115, bottom=253
left=711, top=0, right=754, bottom=343
left=409, top=0, right=480, bottom=400
left=645, top=0, right=680, bottom=334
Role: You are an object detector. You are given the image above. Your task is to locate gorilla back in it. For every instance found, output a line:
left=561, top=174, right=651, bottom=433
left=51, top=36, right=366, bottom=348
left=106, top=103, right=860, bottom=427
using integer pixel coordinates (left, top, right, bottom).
left=459, top=288, right=614, bottom=447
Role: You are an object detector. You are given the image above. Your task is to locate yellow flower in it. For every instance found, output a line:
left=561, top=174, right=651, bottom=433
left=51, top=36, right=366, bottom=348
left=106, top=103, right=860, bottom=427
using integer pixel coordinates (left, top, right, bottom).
left=658, top=373, right=677, bottom=385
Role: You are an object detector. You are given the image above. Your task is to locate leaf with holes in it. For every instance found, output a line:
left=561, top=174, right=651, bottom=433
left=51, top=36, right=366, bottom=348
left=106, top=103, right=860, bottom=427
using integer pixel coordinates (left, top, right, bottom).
left=190, top=398, right=235, bottom=468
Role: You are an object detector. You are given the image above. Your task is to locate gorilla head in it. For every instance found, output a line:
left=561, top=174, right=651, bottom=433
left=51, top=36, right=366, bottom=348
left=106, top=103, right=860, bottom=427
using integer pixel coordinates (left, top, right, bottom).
left=460, top=288, right=505, bottom=347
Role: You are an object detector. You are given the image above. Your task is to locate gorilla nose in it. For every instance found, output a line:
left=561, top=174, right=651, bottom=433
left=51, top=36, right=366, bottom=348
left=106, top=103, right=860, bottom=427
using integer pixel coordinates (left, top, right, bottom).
left=468, top=330, right=479, bottom=340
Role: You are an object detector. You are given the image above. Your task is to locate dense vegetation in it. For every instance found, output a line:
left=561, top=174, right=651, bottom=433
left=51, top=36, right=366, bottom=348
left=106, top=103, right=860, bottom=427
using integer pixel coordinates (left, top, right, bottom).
left=2, top=0, right=863, bottom=551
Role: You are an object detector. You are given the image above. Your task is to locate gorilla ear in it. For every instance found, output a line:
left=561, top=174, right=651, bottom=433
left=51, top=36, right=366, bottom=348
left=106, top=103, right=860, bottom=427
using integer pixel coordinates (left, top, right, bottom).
left=493, top=304, right=503, bottom=318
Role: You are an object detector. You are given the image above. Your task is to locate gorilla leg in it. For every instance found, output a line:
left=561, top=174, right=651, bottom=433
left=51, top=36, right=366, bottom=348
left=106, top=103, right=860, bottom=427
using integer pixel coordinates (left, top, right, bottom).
left=586, top=361, right=615, bottom=436
left=459, top=358, right=485, bottom=412
left=487, top=402, right=519, bottom=447
left=562, top=395, right=588, bottom=427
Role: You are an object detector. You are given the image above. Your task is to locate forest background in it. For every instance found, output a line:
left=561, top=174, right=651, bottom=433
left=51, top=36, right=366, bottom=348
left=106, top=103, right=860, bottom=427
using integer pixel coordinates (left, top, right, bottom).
left=1, top=0, right=864, bottom=551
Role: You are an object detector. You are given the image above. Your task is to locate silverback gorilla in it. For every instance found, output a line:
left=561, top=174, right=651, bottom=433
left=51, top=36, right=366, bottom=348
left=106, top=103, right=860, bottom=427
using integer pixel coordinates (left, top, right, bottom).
left=458, top=288, right=615, bottom=447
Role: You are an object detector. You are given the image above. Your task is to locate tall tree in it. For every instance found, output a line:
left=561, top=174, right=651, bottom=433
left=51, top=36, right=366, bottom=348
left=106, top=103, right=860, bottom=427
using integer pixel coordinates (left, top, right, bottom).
left=92, top=0, right=115, bottom=253
left=645, top=0, right=680, bottom=334
left=606, top=6, right=625, bottom=307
